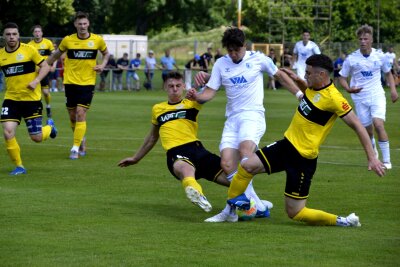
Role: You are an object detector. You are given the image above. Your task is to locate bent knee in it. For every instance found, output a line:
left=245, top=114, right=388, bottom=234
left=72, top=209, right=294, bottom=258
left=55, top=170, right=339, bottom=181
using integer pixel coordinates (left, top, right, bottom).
left=30, top=135, right=42, bottom=143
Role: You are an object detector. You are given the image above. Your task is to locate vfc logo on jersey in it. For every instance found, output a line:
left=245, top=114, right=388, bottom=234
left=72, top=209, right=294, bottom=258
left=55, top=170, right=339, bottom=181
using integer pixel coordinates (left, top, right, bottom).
left=229, top=75, right=247, bottom=85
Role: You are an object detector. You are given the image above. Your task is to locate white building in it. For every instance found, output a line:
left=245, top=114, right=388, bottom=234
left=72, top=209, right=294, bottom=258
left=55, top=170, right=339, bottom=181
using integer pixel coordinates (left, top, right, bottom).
left=102, top=34, right=148, bottom=59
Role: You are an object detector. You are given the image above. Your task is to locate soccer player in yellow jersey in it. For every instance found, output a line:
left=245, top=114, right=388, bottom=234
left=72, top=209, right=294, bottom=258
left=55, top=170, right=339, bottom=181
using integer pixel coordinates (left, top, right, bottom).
left=47, top=11, right=110, bottom=159
left=223, top=54, right=386, bottom=227
left=27, top=25, right=55, bottom=118
left=118, top=71, right=232, bottom=213
left=0, top=22, right=57, bottom=175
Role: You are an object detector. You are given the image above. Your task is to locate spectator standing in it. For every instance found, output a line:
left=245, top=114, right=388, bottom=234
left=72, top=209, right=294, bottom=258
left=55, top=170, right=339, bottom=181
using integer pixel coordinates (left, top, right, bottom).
left=267, top=48, right=277, bottom=90
left=127, top=53, right=141, bottom=91
left=339, top=24, right=398, bottom=170
left=160, top=49, right=179, bottom=82
left=214, top=48, right=223, bottom=62
left=113, top=53, right=129, bottom=91
left=184, top=54, right=202, bottom=89
left=200, top=47, right=213, bottom=72
left=333, top=52, right=346, bottom=88
left=99, top=54, right=114, bottom=91
left=144, top=50, right=161, bottom=90
left=293, top=29, right=321, bottom=80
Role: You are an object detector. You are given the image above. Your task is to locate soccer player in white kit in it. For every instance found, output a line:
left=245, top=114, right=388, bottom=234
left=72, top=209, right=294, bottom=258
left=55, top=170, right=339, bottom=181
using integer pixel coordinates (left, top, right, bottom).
left=293, top=30, right=321, bottom=80
left=186, top=27, right=303, bottom=222
left=339, top=24, right=398, bottom=170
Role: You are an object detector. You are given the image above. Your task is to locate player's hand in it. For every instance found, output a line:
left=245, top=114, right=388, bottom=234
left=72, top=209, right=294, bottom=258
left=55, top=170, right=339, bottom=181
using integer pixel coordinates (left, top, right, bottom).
left=118, top=157, right=138, bottom=167
left=367, top=158, right=386, bottom=177
left=185, top=88, right=198, bottom=101
left=280, top=68, right=298, bottom=80
left=27, top=78, right=40, bottom=90
left=194, top=71, right=210, bottom=87
left=347, top=86, right=363, bottom=93
left=391, top=90, right=399, bottom=103
left=93, top=65, right=104, bottom=73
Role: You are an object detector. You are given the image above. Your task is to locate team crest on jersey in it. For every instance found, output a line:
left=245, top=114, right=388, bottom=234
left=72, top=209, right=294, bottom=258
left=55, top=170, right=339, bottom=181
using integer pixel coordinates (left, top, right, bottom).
left=175, top=104, right=184, bottom=109
left=87, top=41, right=94, bottom=48
left=225, top=68, right=230, bottom=72
left=313, top=93, right=321, bottom=103
left=40, top=44, right=45, bottom=49
left=16, top=53, right=24, bottom=61
left=246, top=63, right=253, bottom=69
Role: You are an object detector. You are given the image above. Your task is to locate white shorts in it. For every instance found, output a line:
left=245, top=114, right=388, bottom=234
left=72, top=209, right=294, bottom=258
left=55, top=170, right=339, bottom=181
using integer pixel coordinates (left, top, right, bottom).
left=353, top=93, right=386, bottom=127
left=219, top=110, right=266, bottom=151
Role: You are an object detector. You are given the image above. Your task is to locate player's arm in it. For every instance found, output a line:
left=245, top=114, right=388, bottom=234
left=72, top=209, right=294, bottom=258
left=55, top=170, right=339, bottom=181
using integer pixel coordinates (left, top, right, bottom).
left=384, top=71, right=399, bottom=103
left=341, top=110, right=385, bottom=177
left=278, top=68, right=307, bottom=94
left=118, top=124, right=160, bottom=167
left=186, top=87, right=216, bottom=104
left=28, top=60, right=50, bottom=90
left=94, top=48, right=110, bottom=73
left=46, top=48, right=63, bottom=65
left=338, top=76, right=362, bottom=94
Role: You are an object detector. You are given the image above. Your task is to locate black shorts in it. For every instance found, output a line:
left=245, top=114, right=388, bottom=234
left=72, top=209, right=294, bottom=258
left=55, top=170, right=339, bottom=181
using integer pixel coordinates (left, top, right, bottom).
left=64, top=84, right=95, bottom=109
left=0, top=99, right=43, bottom=124
left=333, top=70, right=340, bottom=78
left=40, top=73, right=51, bottom=88
left=256, top=138, right=317, bottom=199
left=166, top=141, right=223, bottom=181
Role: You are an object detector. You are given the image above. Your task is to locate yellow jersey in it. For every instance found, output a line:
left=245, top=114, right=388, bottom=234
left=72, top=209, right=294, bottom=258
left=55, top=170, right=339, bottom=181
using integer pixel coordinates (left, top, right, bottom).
left=284, top=82, right=352, bottom=159
left=59, top=33, right=107, bottom=85
left=0, top=43, right=45, bottom=101
left=152, top=99, right=202, bottom=151
left=27, top=38, right=54, bottom=59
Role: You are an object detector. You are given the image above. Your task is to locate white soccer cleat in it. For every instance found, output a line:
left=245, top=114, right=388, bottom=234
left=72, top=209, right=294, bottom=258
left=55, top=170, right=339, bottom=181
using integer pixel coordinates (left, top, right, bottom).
left=261, top=200, right=273, bottom=210
left=185, top=186, right=212, bottom=212
left=346, top=213, right=361, bottom=227
left=204, top=211, right=238, bottom=223
left=383, top=162, right=392, bottom=170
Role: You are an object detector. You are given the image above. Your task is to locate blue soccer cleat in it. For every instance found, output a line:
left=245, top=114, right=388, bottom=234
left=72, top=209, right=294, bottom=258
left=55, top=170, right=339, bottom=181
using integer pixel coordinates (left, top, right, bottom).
left=255, top=208, right=270, bottom=218
left=47, top=119, right=57, bottom=139
left=227, top=193, right=251, bottom=210
left=9, top=166, right=27, bottom=175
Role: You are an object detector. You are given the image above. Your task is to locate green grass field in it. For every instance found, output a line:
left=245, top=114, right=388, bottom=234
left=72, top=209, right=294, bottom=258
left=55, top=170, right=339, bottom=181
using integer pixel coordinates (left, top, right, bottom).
left=0, top=87, right=399, bottom=266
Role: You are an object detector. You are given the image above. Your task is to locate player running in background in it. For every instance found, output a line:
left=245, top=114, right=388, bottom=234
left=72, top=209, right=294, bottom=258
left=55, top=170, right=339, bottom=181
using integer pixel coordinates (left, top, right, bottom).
left=118, top=71, right=272, bottom=217
left=0, top=22, right=57, bottom=175
left=227, top=54, right=385, bottom=227
left=28, top=25, right=56, bottom=118
left=339, top=24, right=398, bottom=170
left=187, top=27, right=302, bottom=222
left=292, top=29, right=321, bottom=80
left=47, top=11, right=110, bottom=159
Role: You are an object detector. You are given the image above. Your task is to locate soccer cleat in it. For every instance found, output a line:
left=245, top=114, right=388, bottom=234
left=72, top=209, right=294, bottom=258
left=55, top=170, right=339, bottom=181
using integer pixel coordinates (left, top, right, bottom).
left=185, top=186, right=212, bottom=212
left=47, top=119, right=57, bottom=139
left=261, top=200, right=274, bottom=210
left=227, top=193, right=251, bottom=210
left=9, top=166, right=27, bottom=175
left=346, top=213, right=361, bottom=227
left=69, top=150, right=79, bottom=160
left=255, top=208, right=270, bottom=218
left=204, top=211, right=238, bottom=222
left=79, top=137, right=87, bottom=157
left=383, top=162, right=392, bottom=170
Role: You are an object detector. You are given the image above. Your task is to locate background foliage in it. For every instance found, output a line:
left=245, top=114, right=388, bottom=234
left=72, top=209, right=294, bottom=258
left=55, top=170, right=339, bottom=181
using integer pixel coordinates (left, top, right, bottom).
left=1, top=0, right=400, bottom=44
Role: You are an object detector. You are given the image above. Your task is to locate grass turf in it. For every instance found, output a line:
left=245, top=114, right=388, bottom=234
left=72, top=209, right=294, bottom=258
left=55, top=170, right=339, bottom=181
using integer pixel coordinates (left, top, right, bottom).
left=0, top=87, right=399, bottom=266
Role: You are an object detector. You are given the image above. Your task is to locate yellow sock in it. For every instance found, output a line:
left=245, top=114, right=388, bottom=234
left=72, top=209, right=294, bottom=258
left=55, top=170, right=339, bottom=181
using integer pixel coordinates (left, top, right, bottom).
left=293, top=207, right=337, bottom=226
left=44, top=94, right=51, bottom=105
left=73, top=121, right=86, bottom=147
left=182, top=177, right=204, bottom=195
left=228, top=164, right=253, bottom=199
left=42, top=125, right=51, bottom=141
left=6, top=137, right=23, bottom=167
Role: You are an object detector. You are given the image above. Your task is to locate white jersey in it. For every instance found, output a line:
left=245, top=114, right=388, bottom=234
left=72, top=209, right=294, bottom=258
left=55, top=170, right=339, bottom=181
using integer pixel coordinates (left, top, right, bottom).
left=207, top=51, right=278, bottom=117
left=293, top=40, right=321, bottom=79
left=385, top=52, right=396, bottom=68
left=339, top=48, right=391, bottom=100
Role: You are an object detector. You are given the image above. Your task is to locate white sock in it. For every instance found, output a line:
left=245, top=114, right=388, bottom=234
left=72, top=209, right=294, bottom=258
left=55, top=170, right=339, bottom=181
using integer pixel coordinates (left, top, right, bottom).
left=378, top=140, right=390, bottom=163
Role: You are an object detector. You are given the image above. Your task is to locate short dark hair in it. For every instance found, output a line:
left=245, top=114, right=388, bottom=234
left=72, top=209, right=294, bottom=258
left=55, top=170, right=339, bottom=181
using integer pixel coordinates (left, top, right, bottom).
left=165, top=71, right=184, bottom=81
left=305, top=54, right=334, bottom=73
left=222, top=27, right=245, bottom=49
left=303, top=29, right=310, bottom=34
left=4, top=22, right=18, bottom=31
left=31, top=25, right=42, bottom=32
left=74, top=11, right=89, bottom=21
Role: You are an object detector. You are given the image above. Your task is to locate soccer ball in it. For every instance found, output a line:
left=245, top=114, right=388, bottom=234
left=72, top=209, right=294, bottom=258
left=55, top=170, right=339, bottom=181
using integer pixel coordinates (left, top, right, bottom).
left=236, top=198, right=257, bottom=221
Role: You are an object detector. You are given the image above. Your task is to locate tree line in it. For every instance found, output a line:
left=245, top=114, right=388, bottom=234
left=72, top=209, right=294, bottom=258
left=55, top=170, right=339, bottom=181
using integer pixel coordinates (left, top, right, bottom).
left=1, top=0, right=399, bottom=44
